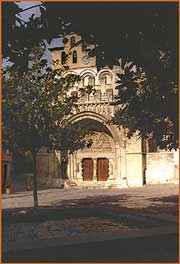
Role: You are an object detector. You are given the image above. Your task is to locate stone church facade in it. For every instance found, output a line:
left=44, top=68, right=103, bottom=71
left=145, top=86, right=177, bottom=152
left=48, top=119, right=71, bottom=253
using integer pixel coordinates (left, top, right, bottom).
left=36, top=33, right=178, bottom=189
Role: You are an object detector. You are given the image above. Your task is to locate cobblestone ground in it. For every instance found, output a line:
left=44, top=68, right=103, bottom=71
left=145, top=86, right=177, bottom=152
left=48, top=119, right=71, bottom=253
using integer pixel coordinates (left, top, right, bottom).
left=2, top=183, right=179, bottom=262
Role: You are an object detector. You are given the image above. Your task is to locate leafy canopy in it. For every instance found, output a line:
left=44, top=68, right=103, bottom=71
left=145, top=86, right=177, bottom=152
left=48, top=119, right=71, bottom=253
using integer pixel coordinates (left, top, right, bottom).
left=112, top=62, right=178, bottom=150
left=3, top=47, right=90, bottom=155
left=3, top=2, right=178, bottom=151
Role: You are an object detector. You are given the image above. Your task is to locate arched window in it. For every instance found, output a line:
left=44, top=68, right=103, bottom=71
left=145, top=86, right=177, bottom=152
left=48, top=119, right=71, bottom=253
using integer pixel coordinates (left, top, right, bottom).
left=88, top=76, right=95, bottom=86
left=83, top=75, right=95, bottom=86
left=83, top=76, right=89, bottom=86
left=70, top=36, right=75, bottom=47
left=61, top=51, right=66, bottom=64
left=100, top=75, right=106, bottom=85
left=99, top=73, right=112, bottom=85
left=105, top=74, right=112, bottom=85
left=72, top=50, right=77, bottom=63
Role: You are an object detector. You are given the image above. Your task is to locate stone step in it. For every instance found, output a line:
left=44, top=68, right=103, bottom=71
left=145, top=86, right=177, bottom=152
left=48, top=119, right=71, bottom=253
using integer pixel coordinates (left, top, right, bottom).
left=64, top=180, right=78, bottom=189
left=64, top=180, right=121, bottom=189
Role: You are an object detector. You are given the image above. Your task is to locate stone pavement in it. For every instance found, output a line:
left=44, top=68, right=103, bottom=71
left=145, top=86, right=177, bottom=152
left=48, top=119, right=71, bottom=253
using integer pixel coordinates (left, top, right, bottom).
left=2, top=183, right=179, bottom=262
left=2, top=183, right=179, bottom=209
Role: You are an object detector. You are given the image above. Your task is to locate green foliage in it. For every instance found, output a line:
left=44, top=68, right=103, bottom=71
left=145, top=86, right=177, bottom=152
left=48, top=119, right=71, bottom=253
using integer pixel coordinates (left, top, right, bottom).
left=112, top=62, right=178, bottom=150
left=13, top=150, right=33, bottom=174
left=3, top=47, right=89, bottom=155
left=42, top=2, right=178, bottom=68
left=3, top=2, right=178, bottom=152
left=2, top=2, right=66, bottom=70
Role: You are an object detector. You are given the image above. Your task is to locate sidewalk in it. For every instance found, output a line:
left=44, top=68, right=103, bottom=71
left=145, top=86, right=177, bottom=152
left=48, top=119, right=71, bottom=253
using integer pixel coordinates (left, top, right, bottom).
left=2, top=183, right=179, bottom=209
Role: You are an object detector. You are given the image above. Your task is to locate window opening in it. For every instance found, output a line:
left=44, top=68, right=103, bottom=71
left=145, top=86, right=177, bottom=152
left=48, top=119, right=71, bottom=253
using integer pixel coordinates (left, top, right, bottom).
left=72, top=50, right=77, bottom=63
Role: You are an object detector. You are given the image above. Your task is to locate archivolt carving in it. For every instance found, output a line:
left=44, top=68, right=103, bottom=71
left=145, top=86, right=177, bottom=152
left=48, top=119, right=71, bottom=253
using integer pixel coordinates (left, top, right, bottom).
left=65, top=111, right=121, bottom=144
left=83, top=132, right=112, bottom=152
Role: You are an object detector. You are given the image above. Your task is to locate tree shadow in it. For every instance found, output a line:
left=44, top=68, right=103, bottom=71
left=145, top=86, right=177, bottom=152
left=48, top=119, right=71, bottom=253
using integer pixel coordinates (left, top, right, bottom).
left=3, top=194, right=178, bottom=224
left=2, top=193, right=178, bottom=262
left=148, top=195, right=178, bottom=203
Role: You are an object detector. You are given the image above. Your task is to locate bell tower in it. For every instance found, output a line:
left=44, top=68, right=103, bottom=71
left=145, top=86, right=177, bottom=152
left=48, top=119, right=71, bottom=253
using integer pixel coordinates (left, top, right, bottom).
left=49, top=32, right=96, bottom=70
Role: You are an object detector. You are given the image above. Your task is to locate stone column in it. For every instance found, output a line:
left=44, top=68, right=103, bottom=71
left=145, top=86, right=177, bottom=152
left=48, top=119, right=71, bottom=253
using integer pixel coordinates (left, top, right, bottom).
left=120, top=149, right=126, bottom=180
left=93, top=158, right=97, bottom=181
left=108, top=158, right=114, bottom=179
left=69, top=154, right=74, bottom=180
left=115, top=146, right=121, bottom=180
left=73, top=153, right=77, bottom=180
left=77, top=159, right=84, bottom=181
left=67, top=159, right=70, bottom=179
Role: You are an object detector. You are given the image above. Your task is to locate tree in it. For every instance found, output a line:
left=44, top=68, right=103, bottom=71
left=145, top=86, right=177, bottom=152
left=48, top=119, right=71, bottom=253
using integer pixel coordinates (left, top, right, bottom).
left=3, top=2, right=178, bottom=150
left=42, top=2, right=178, bottom=66
left=111, top=61, right=178, bottom=150
left=41, top=2, right=178, bottom=150
left=2, top=2, right=66, bottom=70
left=3, top=47, right=90, bottom=207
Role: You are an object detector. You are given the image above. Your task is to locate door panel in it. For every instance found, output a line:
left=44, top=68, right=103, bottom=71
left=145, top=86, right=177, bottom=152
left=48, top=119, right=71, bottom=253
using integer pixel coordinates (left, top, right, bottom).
left=97, top=158, right=109, bottom=181
left=82, top=158, right=93, bottom=181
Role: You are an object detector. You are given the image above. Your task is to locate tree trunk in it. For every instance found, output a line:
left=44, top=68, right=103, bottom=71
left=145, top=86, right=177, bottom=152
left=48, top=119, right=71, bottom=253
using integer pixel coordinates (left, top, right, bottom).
left=32, top=152, right=38, bottom=207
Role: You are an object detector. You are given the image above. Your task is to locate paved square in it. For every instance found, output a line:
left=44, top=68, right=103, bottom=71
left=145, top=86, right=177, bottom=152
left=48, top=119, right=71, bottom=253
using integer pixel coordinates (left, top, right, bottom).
left=2, top=183, right=179, bottom=262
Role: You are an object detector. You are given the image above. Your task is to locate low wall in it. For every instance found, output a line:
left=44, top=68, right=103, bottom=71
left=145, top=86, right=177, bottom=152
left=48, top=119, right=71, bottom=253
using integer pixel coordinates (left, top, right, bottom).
left=146, top=152, right=176, bottom=184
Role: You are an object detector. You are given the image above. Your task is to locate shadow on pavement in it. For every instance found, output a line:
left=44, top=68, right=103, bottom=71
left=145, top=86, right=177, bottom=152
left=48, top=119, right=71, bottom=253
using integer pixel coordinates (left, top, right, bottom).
left=3, top=194, right=178, bottom=223
left=2, top=194, right=178, bottom=262
left=3, top=233, right=178, bottom=262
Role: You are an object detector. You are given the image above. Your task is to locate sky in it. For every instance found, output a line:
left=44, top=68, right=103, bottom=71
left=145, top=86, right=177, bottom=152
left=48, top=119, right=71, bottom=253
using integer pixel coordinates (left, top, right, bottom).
left=16, top=2, right=42, bottom=21
left=4, top=2, right=52, bottom=67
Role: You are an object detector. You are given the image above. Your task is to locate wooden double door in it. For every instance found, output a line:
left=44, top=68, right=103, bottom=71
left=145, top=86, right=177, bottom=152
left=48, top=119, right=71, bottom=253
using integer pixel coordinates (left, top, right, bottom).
left=97, top=158, right=109, bottom=181
left=82, top=158, right=93, bottom=181
left=82, top=158, right=109, bottom=181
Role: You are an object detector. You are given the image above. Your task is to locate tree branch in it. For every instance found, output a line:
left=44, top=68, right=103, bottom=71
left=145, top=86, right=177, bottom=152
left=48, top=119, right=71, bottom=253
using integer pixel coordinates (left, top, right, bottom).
left=17, top=4, right=43, bottom=14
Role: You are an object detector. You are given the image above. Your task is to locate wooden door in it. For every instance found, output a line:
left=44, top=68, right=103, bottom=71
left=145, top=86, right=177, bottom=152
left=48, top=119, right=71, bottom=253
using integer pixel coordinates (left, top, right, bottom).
left=82, top=158, right=93, bottom=181
left=97, top=158, right=109, bottom=181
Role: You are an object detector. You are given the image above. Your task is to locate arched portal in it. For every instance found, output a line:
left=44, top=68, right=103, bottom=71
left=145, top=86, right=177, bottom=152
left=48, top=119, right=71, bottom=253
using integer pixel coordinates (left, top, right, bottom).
left=64, top=114, right=121, bottom=187
left=65, top=111, right=120, bottom=143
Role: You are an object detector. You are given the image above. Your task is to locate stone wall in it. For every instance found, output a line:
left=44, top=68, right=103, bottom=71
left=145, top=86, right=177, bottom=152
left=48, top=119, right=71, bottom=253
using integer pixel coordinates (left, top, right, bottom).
left=36, top=149, right=64, bottom=188
left=36, top=149, right=49, bottom=185
left=126, top=153, right=143, bottom=187
left=124, top=135, right=144, bottom=187
left=146, top=152, right=175, bottom=184
left=52, top=33, right=96, bottom=69
left=35, top=32, right=178, bottom=190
